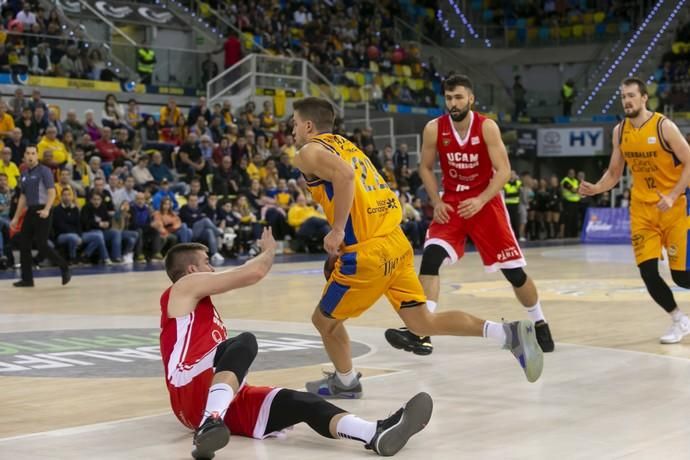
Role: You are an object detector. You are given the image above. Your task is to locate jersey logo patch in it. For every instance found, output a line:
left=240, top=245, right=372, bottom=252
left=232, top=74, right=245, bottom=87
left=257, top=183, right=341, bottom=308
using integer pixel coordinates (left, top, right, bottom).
left=471, top=136, right=480, bottom=145
left=647, top=137, right=657, bottom=144
left=442, top=138, right=451, bottom=146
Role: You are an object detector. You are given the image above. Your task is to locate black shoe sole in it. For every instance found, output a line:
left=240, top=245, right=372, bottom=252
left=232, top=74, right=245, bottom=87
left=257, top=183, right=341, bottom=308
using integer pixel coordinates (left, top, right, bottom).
left=375, top=392, right=433, bottom=456
left=191, top=425, right=230, bottom=460
left=384, top=329, right=433, bottom=356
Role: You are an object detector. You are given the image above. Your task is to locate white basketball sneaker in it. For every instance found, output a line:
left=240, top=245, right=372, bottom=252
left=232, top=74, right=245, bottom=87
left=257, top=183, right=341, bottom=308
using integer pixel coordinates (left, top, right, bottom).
left=660, top=316, right=690, bottom=344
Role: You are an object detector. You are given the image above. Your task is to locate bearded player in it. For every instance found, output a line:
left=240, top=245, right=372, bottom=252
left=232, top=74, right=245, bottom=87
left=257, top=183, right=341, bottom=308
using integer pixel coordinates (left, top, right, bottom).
left=580, top=77, right=690, bottom=344
left=385, top=75, right=554, bottom=355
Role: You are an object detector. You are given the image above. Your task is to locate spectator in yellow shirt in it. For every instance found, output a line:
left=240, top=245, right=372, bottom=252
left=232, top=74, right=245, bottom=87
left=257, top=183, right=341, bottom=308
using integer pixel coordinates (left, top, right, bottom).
left=38, top=125, right=71, bottom=165
left=281, top=134, right=297, bottom=160
left=246, top=153, right=261, bottom=182
left=160, top=97, right=182, bottom=127
left=0, top=147, right=19, bottom=190
left=275, top=178, right=293, bottom=211
left=287, top=194, right=330, bottom=252
left=0, top=101, right=15, bottom=137
left=54, top=168, right=75, bottom=206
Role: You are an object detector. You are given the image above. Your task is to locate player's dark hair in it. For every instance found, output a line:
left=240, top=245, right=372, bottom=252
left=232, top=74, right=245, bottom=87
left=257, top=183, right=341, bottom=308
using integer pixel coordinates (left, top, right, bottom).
left=293, top=97, right=335, bottom=132
left=620, top=77, right=648, bottom=97
left=165, top=243, right=209, bottom=282
left=442, top=74, right=474, bottom=94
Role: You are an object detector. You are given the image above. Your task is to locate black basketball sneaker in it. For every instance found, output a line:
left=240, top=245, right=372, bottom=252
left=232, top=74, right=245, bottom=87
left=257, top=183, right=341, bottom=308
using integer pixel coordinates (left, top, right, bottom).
left=535, top=320, right=555, bottom=352
left=384, top=327, right=433, bottom=356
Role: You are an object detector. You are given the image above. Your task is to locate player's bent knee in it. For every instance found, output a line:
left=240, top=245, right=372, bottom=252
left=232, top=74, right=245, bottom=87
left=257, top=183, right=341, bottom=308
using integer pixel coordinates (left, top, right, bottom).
left=501, top=268, right=528, bottom=288
left=420, top=244, right=449, bottom=276
left=671, top=270, right=690, bottom=289
left=234, top=331, right=258, bottom=358
left=638, top=259, right=661, bottom=283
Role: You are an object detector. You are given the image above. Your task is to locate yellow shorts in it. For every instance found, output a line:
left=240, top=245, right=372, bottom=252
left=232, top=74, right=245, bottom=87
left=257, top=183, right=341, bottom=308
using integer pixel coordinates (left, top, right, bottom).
left=630, top=196, right=690, bottom=270
left=318, top=227, right=426, bottom=320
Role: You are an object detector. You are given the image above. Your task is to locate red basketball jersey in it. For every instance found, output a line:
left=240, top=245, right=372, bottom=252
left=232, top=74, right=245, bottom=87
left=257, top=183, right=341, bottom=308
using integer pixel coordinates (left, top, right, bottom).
left=436, top=111, right=493, bottom=200
left=160, top=287, right=228, bottom=389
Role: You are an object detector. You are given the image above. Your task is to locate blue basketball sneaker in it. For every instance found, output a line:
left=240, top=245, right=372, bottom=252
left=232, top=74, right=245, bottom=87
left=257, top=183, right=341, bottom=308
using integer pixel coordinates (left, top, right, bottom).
left=504, top=320, right=544, bottom=383
left=305, top=371, right=363, bottom=399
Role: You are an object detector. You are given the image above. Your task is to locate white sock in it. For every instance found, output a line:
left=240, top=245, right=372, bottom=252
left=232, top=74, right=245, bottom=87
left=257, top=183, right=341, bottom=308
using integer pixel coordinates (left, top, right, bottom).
left=483, top=321, right=507, bottom=346
left=336, top=414, right=377, bottom=444
left=671, top=309, right=686, bottom=322
left=336, top=369, right=357, bottom=387
left=200, top=383, right=234, bottom=425
left=426, top=300, right=437, bottom=313
left=525, top=301, right=545, bottom=323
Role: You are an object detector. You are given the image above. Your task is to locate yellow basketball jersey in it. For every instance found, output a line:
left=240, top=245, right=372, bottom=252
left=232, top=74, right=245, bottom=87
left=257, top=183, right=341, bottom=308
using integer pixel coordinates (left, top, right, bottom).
left=619, top=112, right=682, bottom=203
left=305, top=133, right=402, bottom=247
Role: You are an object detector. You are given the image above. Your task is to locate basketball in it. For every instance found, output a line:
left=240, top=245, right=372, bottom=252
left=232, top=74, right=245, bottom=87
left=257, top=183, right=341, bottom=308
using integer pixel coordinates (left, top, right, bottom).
left=323, top=254, right=338, bottom=280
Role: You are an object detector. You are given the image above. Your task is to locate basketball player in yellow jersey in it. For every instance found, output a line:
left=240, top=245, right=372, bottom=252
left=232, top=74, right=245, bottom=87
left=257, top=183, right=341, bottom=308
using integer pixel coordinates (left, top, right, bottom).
left=581, top=77, right=690, bottom=344
left=292, top=97, right=543, bottom=398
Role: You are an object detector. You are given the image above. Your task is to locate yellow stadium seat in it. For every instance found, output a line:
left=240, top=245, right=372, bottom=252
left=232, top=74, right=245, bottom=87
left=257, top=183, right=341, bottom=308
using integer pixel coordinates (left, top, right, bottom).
left=369, top=61, right=379, bottom=73
left=394, top=64, right=404, bottom=77
left=584, top=24, right=595, bottom=37
left=308, top=82, right=320, bottom=96
left=353, top=72, right=365, bottom=86
left=583, top=12, right=594, bottom=24
left=648, top=82, right=658, bottom=96
left=382, top=75, right=395, bottom=87
left=648, top=97, right=659, bottom=111
left=345, top=71, right=358, bottom=83
left=671, top=42, right=690, bottom=54
left=572, top=24, right=584, bottom=38
left=349, top=87, right=362, bottom=102
left=199, top=2, right=211, bottom=18
left=606, top=23, right=617, bottom=34
left=526, top=17, right=536, bottom=27
left=560, top=26, right=572, bottom=39
left=402, top=65, right=412, bottom=77
left=593, top=11, right=605, bottom=23
left=338, top=86, right=350, bottom=102
left=527, top=27, right=538, bottom=42
left=426, top=8, right=434, bottom=19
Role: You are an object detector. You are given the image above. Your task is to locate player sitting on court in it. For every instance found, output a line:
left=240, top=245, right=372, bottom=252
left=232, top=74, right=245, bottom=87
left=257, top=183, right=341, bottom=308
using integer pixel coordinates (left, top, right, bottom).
left=160, top=231, right=433, bottom=459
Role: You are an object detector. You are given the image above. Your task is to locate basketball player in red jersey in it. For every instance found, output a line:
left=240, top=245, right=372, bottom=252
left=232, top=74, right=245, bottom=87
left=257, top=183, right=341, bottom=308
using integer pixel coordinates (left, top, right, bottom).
left=386, top=75, right=554, bottom=355
left=160, top=229, right=433, bottom=459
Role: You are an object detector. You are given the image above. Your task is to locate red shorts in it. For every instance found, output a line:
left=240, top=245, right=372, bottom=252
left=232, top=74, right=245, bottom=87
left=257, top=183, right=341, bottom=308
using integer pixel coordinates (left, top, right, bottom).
left=167, top=367, right=280, bottom=439
left=425, top=194, right=525, bottom=272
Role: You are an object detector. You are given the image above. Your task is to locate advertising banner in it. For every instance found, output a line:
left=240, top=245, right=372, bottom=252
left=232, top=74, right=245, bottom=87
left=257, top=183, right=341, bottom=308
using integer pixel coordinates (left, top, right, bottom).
left=537, top=127, right=605, bottom=157
left=581, top=207, right=631, bottom=244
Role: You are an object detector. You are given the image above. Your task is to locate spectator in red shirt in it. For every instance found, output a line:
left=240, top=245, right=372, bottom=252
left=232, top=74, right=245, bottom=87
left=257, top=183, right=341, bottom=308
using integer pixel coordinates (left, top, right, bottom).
left=223, top=32, right=242, bottom=69
left=95, top=126, right=125, bottom=164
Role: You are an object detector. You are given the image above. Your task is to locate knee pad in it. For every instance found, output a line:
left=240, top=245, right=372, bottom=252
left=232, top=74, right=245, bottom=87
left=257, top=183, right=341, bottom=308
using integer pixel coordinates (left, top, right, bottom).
left=501, top=268, right=528, bottom=288
left=213, top=332, right=258, bottom=381
left=638, top=259, right=661, bottom=283
left=419, top=244, right=450, bottom=276
left=671, top=270, right=690, bottom=289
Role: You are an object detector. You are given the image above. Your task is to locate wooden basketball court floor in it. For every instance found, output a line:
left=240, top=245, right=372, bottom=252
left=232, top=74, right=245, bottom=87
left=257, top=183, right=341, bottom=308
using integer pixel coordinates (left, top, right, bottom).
left=1, top=244, right=690, bottom=460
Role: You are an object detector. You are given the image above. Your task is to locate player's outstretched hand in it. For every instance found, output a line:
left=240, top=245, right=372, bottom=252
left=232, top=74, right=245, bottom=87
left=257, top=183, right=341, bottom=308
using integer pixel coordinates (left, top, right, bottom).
left=578, top=181, right=599, bottom=196
left=257, top=227, right=277, bottom=253
left=433, top=202, right=454, bottom=224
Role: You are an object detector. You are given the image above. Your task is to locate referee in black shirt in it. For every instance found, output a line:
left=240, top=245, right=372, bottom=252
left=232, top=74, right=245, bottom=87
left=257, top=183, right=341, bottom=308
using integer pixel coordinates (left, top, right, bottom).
left=10, top=145, right=70, bottom=287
